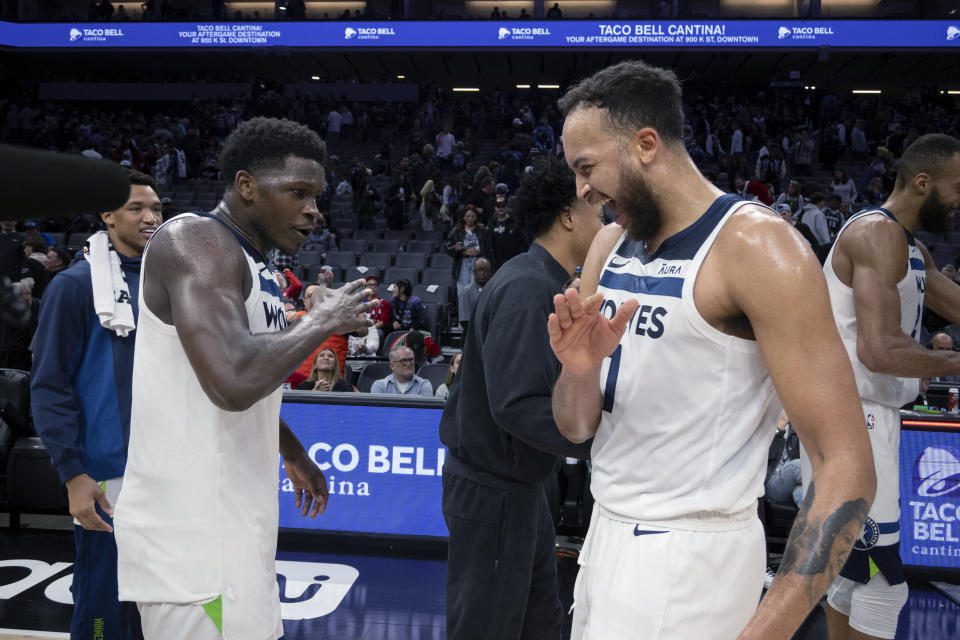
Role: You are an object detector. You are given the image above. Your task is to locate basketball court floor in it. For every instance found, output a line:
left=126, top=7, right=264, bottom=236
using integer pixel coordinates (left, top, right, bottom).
left=1, top=516, right=958, bottom=639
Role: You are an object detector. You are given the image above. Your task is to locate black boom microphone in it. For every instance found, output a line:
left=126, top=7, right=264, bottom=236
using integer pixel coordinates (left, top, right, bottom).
left=0, top=144, right=131, bottom=219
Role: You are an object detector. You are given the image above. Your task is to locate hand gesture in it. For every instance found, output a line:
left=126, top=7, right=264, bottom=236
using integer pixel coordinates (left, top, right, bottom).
left=65, top=473, right=113, bottom=532
left=283, top=453, right=329, bottom=518
left=308, top=279, right=378, bottom=335
left=548, top=287, right=639, bottom=376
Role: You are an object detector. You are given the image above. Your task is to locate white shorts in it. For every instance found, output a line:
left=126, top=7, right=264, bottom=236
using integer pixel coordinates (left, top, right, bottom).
left=138, top=601, right=283, bottom=640
left=826, top=573, right=908, bottom=640
left=571, top=505, right=765, bottom=640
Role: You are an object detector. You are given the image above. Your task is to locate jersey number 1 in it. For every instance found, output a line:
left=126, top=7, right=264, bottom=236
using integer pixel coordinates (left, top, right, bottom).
left=602, top=345, right=622, bottom=413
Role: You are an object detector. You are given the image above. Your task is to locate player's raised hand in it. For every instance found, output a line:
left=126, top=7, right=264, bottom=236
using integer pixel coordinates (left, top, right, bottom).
left=548, top=287, right=638, bottom=375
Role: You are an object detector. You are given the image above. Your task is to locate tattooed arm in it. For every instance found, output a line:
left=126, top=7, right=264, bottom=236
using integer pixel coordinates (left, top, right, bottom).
left=717, top=211, right=876, bottom=639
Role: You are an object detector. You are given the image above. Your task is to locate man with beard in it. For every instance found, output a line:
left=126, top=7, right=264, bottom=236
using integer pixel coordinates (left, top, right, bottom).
left=549, top=60, right=876, bottom=640
left=801, top=133, right=960, bottom=640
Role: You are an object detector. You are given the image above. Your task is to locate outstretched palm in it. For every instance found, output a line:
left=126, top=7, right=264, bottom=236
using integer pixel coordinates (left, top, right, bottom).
left=548, top=288, right=639, bottom=376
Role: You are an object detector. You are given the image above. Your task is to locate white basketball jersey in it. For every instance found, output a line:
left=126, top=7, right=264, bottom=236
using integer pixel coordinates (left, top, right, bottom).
left=590, top=194, right=782, bottom=522
left=823, top=208, right=925, bottom=408
left=115, top=213, right=287, bottom=640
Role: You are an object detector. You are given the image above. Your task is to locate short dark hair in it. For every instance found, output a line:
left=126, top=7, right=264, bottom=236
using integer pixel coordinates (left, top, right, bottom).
left=896, top=134, right=960, bottom=188
left=23, top=236, right=47, bottom=252
left=511, top=154, right=577, bottom=238
left=125, top=167, right=157, bottom=190
left=809, top=192, right=827, bottom=206
left=558, top=60, right=684, bottom=145
left=218, top=117, right=327, bottom=187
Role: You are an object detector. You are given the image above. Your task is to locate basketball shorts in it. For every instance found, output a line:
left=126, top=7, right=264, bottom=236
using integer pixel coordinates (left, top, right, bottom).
left=571, top=505, right=765, bottom=640
left=138, top=600, right=283, bottom=640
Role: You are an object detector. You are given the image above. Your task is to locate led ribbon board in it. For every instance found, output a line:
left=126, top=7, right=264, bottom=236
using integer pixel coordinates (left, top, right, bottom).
left=3, top=20, right=960, bottom=48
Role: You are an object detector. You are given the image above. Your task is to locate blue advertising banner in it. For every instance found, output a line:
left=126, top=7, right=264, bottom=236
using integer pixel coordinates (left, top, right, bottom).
left=278, top=399, right=448, bottom=538
left=899, top=427, right=960, bottom=569
left=3, top=20, right=960, bottom=49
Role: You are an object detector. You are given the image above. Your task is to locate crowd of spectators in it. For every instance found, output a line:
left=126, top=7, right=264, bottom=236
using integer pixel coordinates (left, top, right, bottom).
left=4, top=77, right=960, bottom=387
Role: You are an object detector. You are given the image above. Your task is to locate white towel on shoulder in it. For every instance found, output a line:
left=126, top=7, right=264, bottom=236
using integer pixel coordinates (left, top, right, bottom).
left=83, top=231, right=135, bottom=337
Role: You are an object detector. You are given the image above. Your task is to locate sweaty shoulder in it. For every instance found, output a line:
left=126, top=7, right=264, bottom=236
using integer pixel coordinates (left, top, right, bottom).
left=831, top=212, right=907, bottom=285
left=147, top=215, right=246, bottom=277
left=714, top=203, right=814, bottom=266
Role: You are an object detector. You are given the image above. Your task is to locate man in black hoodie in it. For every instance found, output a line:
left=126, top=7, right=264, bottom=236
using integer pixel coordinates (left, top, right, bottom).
left=439, top=155, right=602, bottom=639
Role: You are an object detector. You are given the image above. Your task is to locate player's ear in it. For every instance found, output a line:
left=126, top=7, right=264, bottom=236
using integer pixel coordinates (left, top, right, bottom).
left=235, top=170, right=258, bottom=202
left=560, top=206, right=575, bottom=231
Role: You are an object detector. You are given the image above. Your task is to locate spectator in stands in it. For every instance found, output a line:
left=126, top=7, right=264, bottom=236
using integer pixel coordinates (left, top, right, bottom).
left=733, top=175, right=773, bottom=206
left=286, top=283, right=350, bottom=388
left=929, top=332, right=960, bottom=384
left=295, top=348, right=354, bottom=392
left=390, top=278, right=426, bottom=332
left=348, top=324, right=379, bottom=356
left=830, top=168, right=858, bottom=204
left=0, top=280, right=38, bottom=370
left=458, top=257, right=491, bottom=333
left=796, top=192, right=831, bottom=248
left=774, top=179, right=806, bottom=215
left=45, top=246, right=73, bottom=277
left=0, top=220, right=24, bottom=283
left=850, top=119, right=869, bottom=158
left=446, top=204, right=485, bottom=289
left=303, top=213, right=337, bottom=257
left=546, top=2, right=561, bottom=18
left=436, top=124, right=456, bottom=167
left=485, top=194, right=529, bottom=272
left=791, top=128, right=815, bottom=175
left=275, top=268, right=302, bottom=300
left=466, top=176, right=496, bottom=223
left=30, top=168, right=160, bottom=640
left=23, top=220, right=55, bottom=247
left=420, top=173, right=443, bottom=232
left=326, top=106, right=342, bottom=145
left=385, top=170, right=408, bottom=230
left=19, top=236, right=49, bottom=299
left=315, top=265, right=335, bottom=287
left=435, top=352, right=462, bottom=401
left=533, top=117, right=555, bottom=153
left=364, top=275, right=390, bottom=341
left=863, top=176, right=887, bottom=205
left=371, top=346, right=433, bottom=396
left=824, top=194, right=846, bottom=242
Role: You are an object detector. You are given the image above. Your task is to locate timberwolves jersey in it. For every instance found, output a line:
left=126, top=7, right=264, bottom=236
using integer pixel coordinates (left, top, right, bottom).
left=823, top=208, right=926, bottom=408
left=811, top=207, right=925, bottom=584
left=590, top=194, right=782, bottom=522
left=115, top=213, right=287, bottom=640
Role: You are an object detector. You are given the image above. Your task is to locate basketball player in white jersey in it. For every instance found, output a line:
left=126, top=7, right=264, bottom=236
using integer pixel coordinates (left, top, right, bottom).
left=547, top=61, right=877, bottom=639
left=114, top=117, right=377, bottom=640
left=810, top=133, right=960, bottom=640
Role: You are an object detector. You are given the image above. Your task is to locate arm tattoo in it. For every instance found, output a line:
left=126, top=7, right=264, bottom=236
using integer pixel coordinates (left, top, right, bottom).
left=778, top=481, right=870, bottom=601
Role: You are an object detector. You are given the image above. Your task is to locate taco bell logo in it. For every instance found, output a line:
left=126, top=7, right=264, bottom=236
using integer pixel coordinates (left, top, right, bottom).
left=948, top=26, right=960, bottom=41
left=69, top=28, right=83, bottom=41
left=778, top=26, right=791, bottom=39
left=498, top=27, right=511, bottom=40
left=916, top=445, right=960, bottom=497
left=344, top=27, right=357, bottom=40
